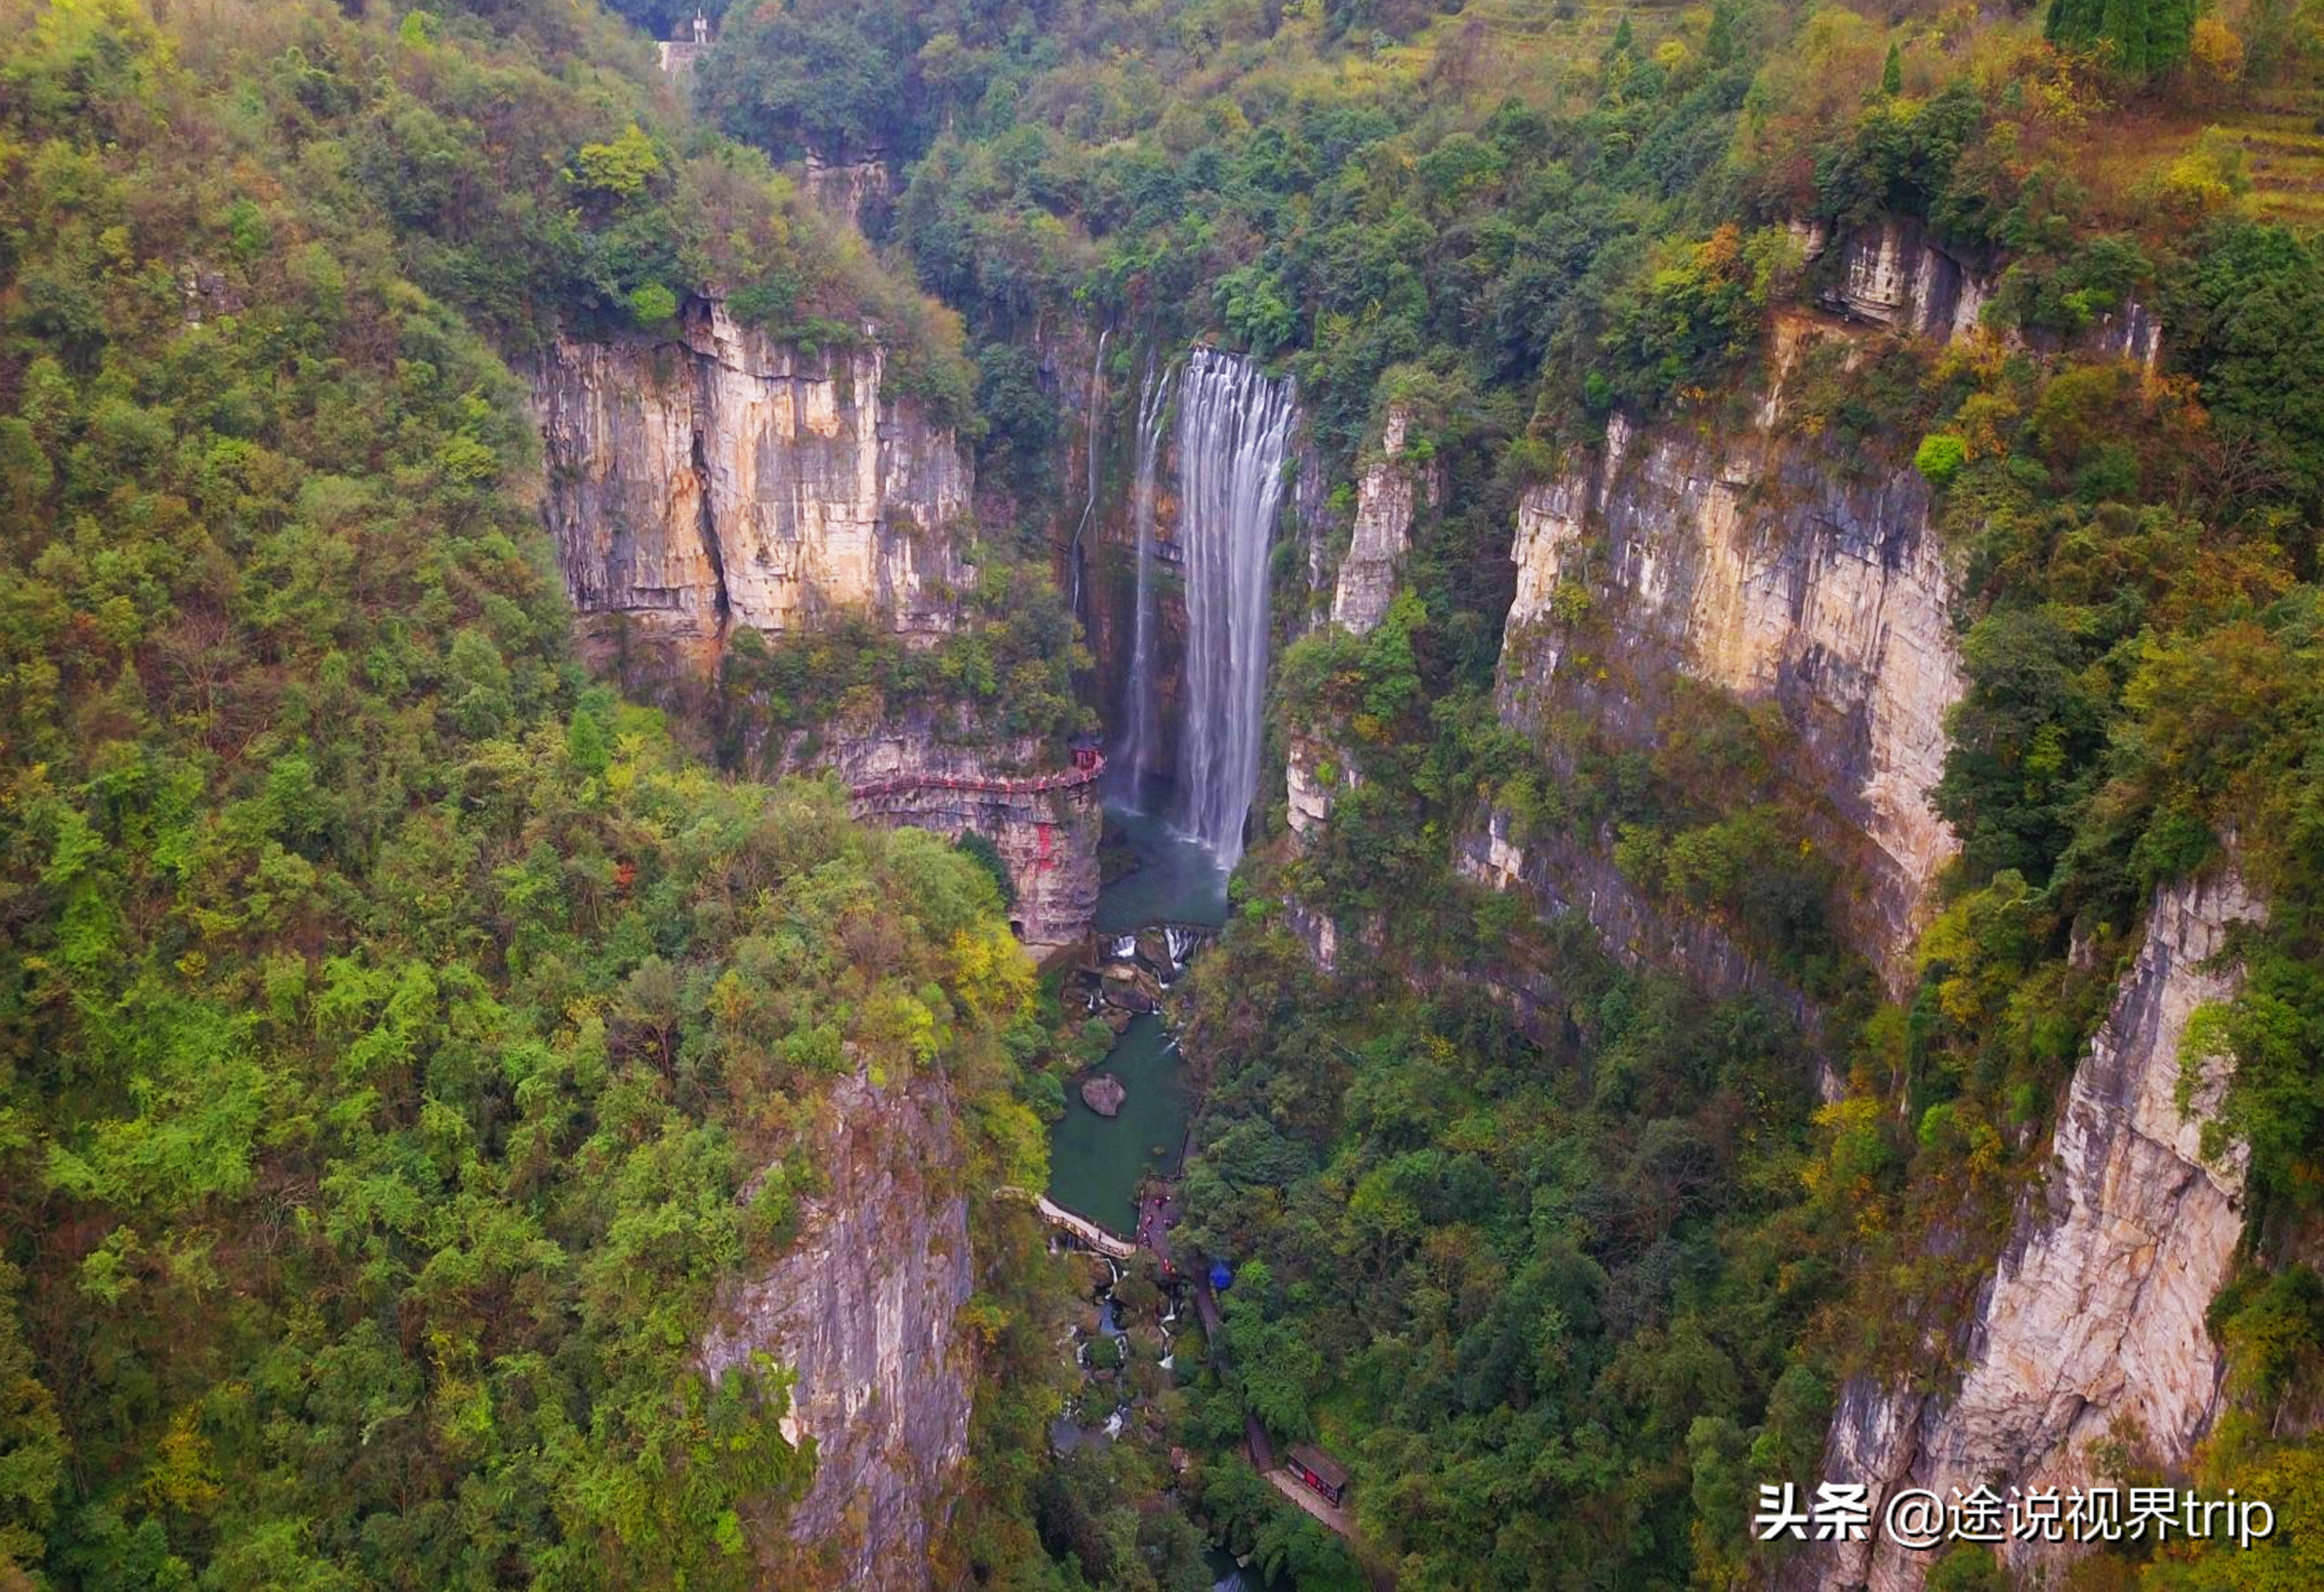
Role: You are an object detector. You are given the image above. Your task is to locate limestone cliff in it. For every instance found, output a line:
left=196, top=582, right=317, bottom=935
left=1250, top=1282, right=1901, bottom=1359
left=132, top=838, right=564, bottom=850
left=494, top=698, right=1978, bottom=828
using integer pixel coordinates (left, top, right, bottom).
left=803, top=146, right=894, bottom=232
left=699, top=1071, right=973, bottom=1590
left=1459, top=811, right=1827, bottom=1054
left=1808, top=868, right=2262, bottom=1591
left=1807, top=214, right=2163, bottom=367
left=528, top=297, right=972, bottom=685
left=736, top=714, right=1101, bottom=954
left=1477, top=338, right=1963, bottom=997
left=1284, top=736, right=1346, bottom=845
left=1329, top=404, right=1439, bottom=636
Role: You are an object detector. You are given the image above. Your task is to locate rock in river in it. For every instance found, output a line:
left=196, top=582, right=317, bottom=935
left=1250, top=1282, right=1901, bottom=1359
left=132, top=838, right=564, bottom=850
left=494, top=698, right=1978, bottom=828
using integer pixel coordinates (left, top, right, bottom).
left=1081, top=1074, right=1127, bottom=1118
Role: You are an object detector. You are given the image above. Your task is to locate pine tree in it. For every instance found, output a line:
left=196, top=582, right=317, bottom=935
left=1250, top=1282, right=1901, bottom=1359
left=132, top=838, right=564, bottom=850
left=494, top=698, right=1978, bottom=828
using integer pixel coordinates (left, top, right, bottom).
left=1705, top=0, right=1737, bottom=67
left=2046, top=0, right=2192, bottom=76
left=1881, top=42, right=1903, bottom=96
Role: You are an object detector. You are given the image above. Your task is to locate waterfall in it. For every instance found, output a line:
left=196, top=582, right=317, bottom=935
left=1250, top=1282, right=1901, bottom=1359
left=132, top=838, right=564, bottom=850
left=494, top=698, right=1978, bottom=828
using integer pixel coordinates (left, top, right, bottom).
left=1115, top=356, right=1174, bottom=804
left=1172, top=348, right=1294, bottom=867
left=1066, top=329, right=1109, bottom=619
left=1163, top=924, right=1206, bottom=966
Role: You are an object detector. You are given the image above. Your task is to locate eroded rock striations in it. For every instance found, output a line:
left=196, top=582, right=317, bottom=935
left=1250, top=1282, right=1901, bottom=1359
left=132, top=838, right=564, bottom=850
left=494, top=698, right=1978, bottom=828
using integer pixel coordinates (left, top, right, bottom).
left=531, top=302, right=1102, bottom=946
left=528, top=297, right=971, bottom=685
left=698, top=1071, right=972, bottom=1590
left=1471, top=349, right=1964, bottom=998
left=1805, top=214, right=2163, bottom=367
left=734, top=715, right=1101, bottom=954
left=1808, top=868, right=2263, bottom=1591
left=1329, top=403, right=1439, bottom=636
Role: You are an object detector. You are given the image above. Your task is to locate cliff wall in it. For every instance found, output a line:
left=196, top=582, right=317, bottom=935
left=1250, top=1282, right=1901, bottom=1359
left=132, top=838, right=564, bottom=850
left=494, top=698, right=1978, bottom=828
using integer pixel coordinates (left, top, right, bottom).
left=1474, top=334, right=1962, bottom=999
left=733, top=716, right=1102, bottom=953
left=528, top=297, right=973, bottom=686
left=1807, top=214, right=2164, bottom=367
left=699, top=1071, right=972, bottom=1589
left=530, top=304, right=1102, bottom=942
left=1329, top=404, right=1439, bottom=637
left=1809, top=868, right=2262, bottom=1590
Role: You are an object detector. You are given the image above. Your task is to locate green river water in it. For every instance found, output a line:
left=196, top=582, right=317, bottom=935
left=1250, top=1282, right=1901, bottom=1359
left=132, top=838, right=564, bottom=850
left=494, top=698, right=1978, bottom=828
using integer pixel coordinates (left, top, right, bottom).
left=1045, top=803, right=1228, bottom=1235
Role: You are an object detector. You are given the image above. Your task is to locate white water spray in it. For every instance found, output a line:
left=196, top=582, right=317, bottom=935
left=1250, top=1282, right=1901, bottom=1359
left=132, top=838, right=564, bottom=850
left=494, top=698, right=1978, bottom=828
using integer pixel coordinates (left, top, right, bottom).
left=1172, top=348, right=1294, bottom=866
left=1066, top=329, right=1109, bottom=619
left=1115, top=356, right=1174, bottom=803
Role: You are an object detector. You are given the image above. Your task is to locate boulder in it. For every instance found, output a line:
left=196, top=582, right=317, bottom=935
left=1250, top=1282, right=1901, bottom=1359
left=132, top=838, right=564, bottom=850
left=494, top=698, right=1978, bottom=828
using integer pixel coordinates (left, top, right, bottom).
left=1081, top=1074, right=1127, bottom=1117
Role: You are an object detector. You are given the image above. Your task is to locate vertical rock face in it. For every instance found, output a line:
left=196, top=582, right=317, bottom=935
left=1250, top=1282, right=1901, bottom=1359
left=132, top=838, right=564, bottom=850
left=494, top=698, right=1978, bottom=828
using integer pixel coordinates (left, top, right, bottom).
left=528, top=298, right=973, bottom=684
left=737, top=716, right=1102, bottom=953
left=1284, top=736, right=1346, bottom=843
left=1813, top=214, right=2162, bottom=368
left=1488, top=375, right=1964, bottom=993
left=803, top=147, right=894, bottom=232
left=1329, top=404, right=1439, bottom=635
left=1809, top=868, right=2261, bottom=1590
left=1457, top=812, right=1829, bottom=1055
left=698, top=1073, right=973, bottom=1590
left=1824, top=215, right=1993, bottom=345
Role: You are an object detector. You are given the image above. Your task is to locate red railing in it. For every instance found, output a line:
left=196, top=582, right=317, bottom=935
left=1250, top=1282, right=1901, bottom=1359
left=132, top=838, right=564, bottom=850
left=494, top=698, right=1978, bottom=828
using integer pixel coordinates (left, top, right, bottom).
left=848, top=751, right=1105, bottom=803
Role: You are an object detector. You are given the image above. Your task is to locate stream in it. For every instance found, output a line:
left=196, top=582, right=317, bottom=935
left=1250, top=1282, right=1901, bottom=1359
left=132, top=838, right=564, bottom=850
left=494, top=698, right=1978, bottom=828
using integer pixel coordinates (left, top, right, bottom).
left=1046, top=803, right=1229, bottom=1232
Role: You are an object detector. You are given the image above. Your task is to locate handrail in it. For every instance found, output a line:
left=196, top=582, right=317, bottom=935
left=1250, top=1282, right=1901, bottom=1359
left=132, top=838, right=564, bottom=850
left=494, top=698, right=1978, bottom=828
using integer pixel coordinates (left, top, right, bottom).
left=994, top=1185, right=1138, bottom=1259
left=848, top=752, right=1105, bottom=804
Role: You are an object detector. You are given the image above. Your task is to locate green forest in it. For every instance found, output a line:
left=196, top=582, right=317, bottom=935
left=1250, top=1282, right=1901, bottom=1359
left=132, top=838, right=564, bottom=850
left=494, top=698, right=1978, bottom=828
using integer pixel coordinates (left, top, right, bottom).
left=7, top=0, right=2324, bottom=1586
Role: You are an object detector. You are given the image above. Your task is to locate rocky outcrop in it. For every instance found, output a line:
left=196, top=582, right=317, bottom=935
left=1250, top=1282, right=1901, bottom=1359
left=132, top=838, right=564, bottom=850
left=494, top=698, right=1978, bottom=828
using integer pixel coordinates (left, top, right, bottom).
left=1487, top=370, right=1963, bottom=994
left=1284, top=735, right=1350, bottom=844
left=1810, top=868, right=2263, bottom=1591
left=1459, top=811, right=1827, bottom=1050
left=1330, top=404, right=1439, bottom=635
left=803, top=147, right=893, bottom=232
left=1807, top=214, right=2163, bottom=368
left=699, top=1071, right=972, bottom=1590
left=528, top=297, right=972, bottom=685
left=1817, top=215, right=1992, bottom=346
left=1284, top=897, right=1340, bottom=974
left=738, top=716, right=1102, bottom=954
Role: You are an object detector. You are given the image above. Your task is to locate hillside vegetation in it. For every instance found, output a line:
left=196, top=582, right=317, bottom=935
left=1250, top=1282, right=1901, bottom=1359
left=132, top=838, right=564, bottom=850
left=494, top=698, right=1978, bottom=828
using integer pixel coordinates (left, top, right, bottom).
left=693, top=0, right=2324, bottom=1583
left=0, top=0, right=1060, bottom=1584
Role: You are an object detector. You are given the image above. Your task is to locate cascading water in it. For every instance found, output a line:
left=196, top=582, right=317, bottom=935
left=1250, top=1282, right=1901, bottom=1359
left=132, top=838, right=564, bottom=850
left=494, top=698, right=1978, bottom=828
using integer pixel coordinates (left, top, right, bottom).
left=1172, top=347, right=1294, bottom=867
left=1113, top=356, right=1174, bottom=806
left=1066, top=329, right=1109, bottom=619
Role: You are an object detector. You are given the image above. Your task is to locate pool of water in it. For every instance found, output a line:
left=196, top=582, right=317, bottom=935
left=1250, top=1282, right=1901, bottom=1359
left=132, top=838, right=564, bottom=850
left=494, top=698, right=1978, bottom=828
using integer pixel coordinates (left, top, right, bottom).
left=1095, top=802, right=1231, bottom=934
left=1204, top=1544, right=1272, bottom=1590
left=1046, top=1013, right=1190, bottom=1235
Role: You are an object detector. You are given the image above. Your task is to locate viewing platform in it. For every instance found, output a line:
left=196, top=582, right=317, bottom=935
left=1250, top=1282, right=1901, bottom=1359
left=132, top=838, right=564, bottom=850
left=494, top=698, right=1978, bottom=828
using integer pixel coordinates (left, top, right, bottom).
left=993, top=1186, right=1138, bottom=1260
left=847, top=750, right=1105, bottom=805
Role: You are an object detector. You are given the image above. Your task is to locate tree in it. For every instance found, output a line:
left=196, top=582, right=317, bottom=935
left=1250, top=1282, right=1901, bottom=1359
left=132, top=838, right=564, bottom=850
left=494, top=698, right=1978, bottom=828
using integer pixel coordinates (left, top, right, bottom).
left=1880, top=41, right=1902, bottom=96
left=2046, top=0, right=2195, bottom=78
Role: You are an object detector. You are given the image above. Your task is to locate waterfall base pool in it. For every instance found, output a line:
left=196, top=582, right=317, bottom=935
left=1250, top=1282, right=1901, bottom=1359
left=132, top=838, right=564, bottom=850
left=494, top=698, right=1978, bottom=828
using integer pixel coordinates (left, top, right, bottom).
left=1046, top=1013, right=1188, bottom=1236
left=1095, top=802, right=1231, bottom=935
left=1047, top=804, right=1229, bottom=1236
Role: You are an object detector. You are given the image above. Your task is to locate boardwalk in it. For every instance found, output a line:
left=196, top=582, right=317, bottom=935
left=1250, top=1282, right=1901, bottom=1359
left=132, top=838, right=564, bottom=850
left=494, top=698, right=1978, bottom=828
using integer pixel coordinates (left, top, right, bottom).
left=850, top=751, right=1105, bottom=803
left=991, top=1185, right=1139, bottom=1259
left=1033, top=1194, right=1136, bottom=1259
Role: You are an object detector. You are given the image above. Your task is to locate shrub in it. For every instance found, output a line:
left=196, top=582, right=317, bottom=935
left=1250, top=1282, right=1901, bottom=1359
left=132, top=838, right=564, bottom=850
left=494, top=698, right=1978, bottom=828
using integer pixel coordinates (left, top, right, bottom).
left=1914, top=432, right=1968, bottom=488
